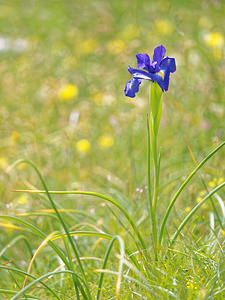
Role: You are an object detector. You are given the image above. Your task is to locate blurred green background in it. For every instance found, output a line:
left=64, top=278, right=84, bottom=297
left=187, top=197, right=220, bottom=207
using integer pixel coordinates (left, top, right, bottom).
left=0, top=0, right=225, bottom=297
left=0, top=0, right=224, bottom=238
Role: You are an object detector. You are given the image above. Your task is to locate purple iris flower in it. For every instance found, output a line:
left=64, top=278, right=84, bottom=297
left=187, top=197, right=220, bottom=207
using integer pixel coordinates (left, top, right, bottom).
left=124, top=45, right=176, bottom=98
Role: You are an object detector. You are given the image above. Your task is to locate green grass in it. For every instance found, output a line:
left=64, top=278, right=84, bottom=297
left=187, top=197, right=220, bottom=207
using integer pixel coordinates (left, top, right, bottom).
left=0, top=0, right=225, bottom=299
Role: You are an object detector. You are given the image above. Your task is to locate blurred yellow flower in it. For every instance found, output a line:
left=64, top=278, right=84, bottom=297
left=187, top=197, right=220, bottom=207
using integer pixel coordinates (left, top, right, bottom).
left=204, top=32, right=224, bottom=48
left=185, top=206, right=191, bottom=213
left=76, top=139, right=91, bottom=153
left=154, top=20, right=173, bottom=35
left=98, top=135, right=114, bottom=149
left=218, top=177, right=225, bottom=185
left=10, top=131, right=19, bottom=144
left=80, top=39, right=98, bottom=54
left=121, top=24, right=140, bottom=40
left=107, top=40, right=125, bottom=55
left=0, top=157, right=8, bottom=169
left=16, top=195, right=28, bottom=205
left=208, top=178, right=217, bottom=188
left=58, top=84, right=78, bottom=101
left=196, top=197, right=202, bottom=203
left=221, top=230, right=225, bottom=236
left=91, top=92, right=104, bottom=105
left=186, top=281, right=196, bottom=289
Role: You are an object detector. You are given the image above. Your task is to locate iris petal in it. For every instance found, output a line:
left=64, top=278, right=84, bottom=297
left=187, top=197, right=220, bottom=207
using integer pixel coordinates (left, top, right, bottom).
left=124, top=77, right=142, bottom=98
left=125, top=46, right=176, bottom=97
left=136, top=53, right=151, bottom=70
left=148, top=57, right=176, bottom=91
left=153, top=45, right=166, bottom=64
left=160, top=57, right=176, bottom=73
left=159, top=57, right=176, bottom=91
left=128, top=65, right=153, bottom=80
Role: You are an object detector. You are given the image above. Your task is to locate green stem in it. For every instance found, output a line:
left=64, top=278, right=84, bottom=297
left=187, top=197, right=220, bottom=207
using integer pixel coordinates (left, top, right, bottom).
left=147, top=115, right=157, bottom=260
left=148, top=82, right=162, bottom=259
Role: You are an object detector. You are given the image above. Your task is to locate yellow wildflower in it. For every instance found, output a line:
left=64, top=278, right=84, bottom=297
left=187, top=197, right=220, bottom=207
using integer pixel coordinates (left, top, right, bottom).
left=154, top=20, right=173, bottom=35
left=204, top=32, right=224, bottom=48
left=221, top=230, right=225, bottom=236
left=107, top=40, right=125, bottom=55
left=217, top=177, right=225, bottom=185
left=16, top=195, right=28, bottom=205
left=10, top=131, right=19, bottom=144
left=186, top=281, right=195, bottom=289
left=208, top=178, right=217, bottom=188
left=185, top=206, right=191, bottom=213
left=0, top=157, right=8, bottom=169
left=98, top=135, right=114, bottom=149
left=91, top=92, right=104, bottom=105
left=58, top=84, right=79, bottom=101
left=196, top=197, right=202, bottom=203
left=80, top=39, right=98, bottom=54
left=76, top=139, right=90, bottom=153
left=121, top=24, right=140, bottom=40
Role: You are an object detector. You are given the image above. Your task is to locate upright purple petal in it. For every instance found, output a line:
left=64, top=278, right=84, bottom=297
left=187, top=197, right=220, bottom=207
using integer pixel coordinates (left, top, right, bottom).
left=153, top=45, right=166, bottom=64
left=124, top=77, right=142, bottom=98
left=136, top=53, right=151, bottom=70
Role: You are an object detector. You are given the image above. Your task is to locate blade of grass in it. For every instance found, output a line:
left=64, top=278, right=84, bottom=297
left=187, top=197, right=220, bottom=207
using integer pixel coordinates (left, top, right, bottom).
left=0, top=215, right=68, bottom=266
left=170, top=182, right=225, bottom=246
left=0, top=215, right=89, bottom=296
left=0, top=235, right=35, bottom=268
left=184, top=138, right=224, bottom=230
left=0, top=289, right=39, bottom=299
left=96, top=235, right=124, bottom=300
left=0, top=266, right=61, bottom=299
left=23, top=231, right=112, bottom=292
left=8, top=159, right=91, bottom=299
left=159, top=141, right=225, bottom=244
left=8, top=269, right=86, bottom=300
left=13, top=188, right=147, bottom=252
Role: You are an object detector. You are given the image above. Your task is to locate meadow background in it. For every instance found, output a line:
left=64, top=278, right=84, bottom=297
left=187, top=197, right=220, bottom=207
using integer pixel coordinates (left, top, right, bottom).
left=0, top=0, right=224, bottom=299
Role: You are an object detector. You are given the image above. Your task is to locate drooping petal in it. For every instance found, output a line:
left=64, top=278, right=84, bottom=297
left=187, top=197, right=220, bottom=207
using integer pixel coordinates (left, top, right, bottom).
left=153, top=45, right=166, bottom=64
left=124, top=77, right=142, bottom=98
left=159, top=57, right=176, bottom=91
left=128, top=65, right=153, bottom=80
left=136, top=53, right=151, bottom=70
left=160, top=56, right=176, bottom=73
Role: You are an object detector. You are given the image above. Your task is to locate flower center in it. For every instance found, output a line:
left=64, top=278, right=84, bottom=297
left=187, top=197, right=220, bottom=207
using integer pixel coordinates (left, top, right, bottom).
left=157, top=71, right=164, bottom=79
